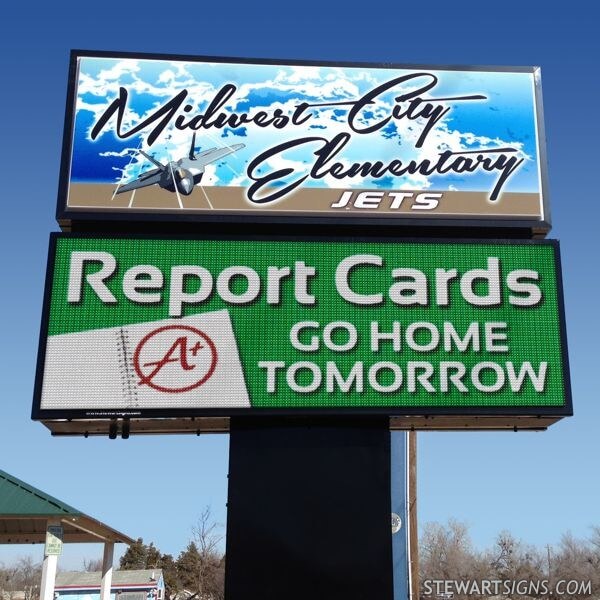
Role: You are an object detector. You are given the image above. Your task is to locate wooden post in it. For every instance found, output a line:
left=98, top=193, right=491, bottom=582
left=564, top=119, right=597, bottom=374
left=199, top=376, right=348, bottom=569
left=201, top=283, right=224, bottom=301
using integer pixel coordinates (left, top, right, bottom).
left=39, top=520, right=60, bottom=600
left=100, top=542, right=114, bottom=600
left=408, top=431, right=419, bottom=600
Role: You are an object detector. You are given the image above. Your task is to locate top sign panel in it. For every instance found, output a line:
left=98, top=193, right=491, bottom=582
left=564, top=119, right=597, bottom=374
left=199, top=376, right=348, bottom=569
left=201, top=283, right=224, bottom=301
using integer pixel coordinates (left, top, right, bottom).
left=58, top=51, right=549, bottom=233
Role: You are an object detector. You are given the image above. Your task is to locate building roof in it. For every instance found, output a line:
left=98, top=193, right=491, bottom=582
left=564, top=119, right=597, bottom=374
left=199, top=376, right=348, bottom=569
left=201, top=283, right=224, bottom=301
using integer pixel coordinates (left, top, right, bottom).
left=56, top=570, right=163, bottom=589
left=0, top=469, right=81, bottom=516
left=0, top=469, right=135, bottom=545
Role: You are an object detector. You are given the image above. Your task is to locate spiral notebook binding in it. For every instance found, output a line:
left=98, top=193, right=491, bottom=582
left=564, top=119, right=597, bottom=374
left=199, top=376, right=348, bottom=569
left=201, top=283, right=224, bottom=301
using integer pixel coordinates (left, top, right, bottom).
left=116, top=326, right=139, bottom=407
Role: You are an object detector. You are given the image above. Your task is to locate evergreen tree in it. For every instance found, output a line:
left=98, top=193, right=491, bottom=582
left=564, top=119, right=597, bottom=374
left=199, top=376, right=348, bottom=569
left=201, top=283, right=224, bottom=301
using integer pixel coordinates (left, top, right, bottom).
left=176, top=542, right=202, bottom=593
left=158, top=554, right=179, bottom=600
left=146, top=543, right=162, bottom=569
left=117, top=508, right=225, bottom=599
left=120, top=538, right=149, bottom=570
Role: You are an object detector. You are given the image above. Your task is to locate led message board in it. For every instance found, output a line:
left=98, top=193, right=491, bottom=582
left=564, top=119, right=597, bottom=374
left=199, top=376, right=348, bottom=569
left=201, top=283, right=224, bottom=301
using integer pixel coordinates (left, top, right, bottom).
left=33, top=235, right=571, bottom=427
left=57, top=51, right=549, bottom=233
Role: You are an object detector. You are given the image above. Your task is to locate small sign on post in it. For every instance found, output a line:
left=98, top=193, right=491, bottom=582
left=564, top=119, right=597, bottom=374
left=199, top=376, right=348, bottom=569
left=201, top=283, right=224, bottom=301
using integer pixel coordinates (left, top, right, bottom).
left=45, top=525, right=63, bottom=556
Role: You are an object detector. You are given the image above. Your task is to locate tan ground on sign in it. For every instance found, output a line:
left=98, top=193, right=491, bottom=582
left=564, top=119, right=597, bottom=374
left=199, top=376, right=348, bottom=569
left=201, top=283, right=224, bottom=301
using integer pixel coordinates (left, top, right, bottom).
left=67, top=184, right=542, bottom=218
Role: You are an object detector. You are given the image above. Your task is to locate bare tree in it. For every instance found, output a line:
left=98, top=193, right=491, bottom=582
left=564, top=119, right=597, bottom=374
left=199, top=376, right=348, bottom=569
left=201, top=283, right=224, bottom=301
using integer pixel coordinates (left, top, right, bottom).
left=590, top=525, right=600, bottom=553
left=175, top=507, right=225, bottom=600
left=190, top=507, right=224, bottom=600
left=420, top=522, right=600, bottom=600
left=192, top=507, right=223, bottom=560
left=551, top=531, right=600, bottom=595
left=82, top=558, right=104, bottom=572
left=420, top=519, right=485, bottom=585
left=0, top=558, right=42, bottom=600
left=489, top=531, right=545, bottom=586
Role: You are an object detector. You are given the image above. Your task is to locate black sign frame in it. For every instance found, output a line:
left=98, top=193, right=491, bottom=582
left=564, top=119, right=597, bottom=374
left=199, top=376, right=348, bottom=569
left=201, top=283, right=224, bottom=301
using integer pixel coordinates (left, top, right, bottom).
left=32, top=233, right=572, bottom=428
left=56, top=50, right=552, bottom=237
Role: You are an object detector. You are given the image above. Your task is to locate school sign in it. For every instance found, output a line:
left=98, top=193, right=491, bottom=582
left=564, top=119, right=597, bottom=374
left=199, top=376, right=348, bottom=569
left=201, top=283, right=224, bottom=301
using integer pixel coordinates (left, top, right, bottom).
left=57, top=51, right=549, bottom=234
left=33, top=235, right=571, bottom=428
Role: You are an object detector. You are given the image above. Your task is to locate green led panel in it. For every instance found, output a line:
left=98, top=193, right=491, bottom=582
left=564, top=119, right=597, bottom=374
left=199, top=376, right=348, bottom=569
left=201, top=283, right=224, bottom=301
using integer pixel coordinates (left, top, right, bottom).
left=34, top=235, right=570, bottom=417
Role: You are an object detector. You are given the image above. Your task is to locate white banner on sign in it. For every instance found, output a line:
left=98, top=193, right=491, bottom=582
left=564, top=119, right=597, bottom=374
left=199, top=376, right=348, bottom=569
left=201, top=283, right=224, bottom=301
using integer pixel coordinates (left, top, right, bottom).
left=41, top=310, right=250, bottom=409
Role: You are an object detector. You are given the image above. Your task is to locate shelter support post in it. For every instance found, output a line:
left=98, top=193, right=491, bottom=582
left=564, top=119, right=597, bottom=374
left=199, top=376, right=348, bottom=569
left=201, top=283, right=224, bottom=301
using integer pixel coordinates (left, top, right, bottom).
left=39, top=520, right=60, bottom=600
left=100, top=542, right=114, bottom=600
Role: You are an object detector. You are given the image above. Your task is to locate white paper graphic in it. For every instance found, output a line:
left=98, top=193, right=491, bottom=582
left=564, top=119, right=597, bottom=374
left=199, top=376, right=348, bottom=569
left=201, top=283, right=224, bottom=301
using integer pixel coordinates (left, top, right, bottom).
left=41, top=310, right=250, bottom=409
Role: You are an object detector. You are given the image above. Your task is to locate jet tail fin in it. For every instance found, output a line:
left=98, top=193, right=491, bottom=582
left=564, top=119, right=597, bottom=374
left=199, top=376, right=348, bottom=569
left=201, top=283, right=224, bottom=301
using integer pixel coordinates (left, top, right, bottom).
left=189, top=132, right=197, bottom=161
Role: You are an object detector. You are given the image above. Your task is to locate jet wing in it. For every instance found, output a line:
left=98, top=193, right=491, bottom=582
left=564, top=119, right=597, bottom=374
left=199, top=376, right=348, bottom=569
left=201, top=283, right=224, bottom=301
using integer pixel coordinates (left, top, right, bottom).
left=180, top=143, right=245, bottom=171
left=115, top=169, right=162, bottom=194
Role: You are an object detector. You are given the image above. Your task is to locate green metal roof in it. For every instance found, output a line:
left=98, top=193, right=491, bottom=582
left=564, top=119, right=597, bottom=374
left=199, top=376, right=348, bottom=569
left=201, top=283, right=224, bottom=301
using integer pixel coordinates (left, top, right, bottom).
left=0, top=469, right=83, bottom=516
left=0, top=469, right=135, bottom=545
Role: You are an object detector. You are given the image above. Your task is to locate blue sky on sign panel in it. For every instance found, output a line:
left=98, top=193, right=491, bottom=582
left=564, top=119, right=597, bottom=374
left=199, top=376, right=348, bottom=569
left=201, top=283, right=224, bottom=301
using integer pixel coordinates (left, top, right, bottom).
left=72, top=58, right=539, bottom=193
left=0, top=0, right=598, bottom=569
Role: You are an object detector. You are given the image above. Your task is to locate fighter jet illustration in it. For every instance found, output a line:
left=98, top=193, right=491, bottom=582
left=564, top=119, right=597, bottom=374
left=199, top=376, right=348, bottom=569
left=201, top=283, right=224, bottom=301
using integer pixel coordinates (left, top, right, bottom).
left=116, top=134, right=245, bottom=196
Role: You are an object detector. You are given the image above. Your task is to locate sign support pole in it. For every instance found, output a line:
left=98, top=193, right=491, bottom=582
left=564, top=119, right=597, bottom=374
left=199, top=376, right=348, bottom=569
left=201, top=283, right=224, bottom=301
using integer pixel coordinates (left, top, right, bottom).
left=391, top=431, right=409, bottom=600
left=225, top=417, right=394, bottom=600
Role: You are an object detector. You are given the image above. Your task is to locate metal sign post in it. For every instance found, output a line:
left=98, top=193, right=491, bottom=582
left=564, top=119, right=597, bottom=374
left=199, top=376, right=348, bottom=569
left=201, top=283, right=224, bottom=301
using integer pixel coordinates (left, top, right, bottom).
left=391, top=431, right=409, bottom=600
left=225, top=417, right=393, bottom=600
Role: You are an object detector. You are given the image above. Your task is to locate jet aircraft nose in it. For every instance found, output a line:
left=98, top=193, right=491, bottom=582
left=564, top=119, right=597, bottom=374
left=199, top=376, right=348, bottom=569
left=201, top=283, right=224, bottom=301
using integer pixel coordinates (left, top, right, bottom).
left=180, top=177, right=193, bottom=194
left=175, top=169, right=194, bottom=195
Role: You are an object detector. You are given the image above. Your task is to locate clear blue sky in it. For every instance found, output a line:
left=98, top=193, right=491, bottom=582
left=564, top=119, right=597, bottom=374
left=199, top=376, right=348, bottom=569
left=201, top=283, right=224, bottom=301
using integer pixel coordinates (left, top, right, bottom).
left=1, top=0, right=598, bottom=570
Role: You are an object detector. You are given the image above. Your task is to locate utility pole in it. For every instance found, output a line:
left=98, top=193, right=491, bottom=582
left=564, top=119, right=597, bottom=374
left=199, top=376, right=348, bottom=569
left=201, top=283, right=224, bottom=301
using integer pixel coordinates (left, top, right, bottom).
left=409, top=431, right=419, bottom=600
